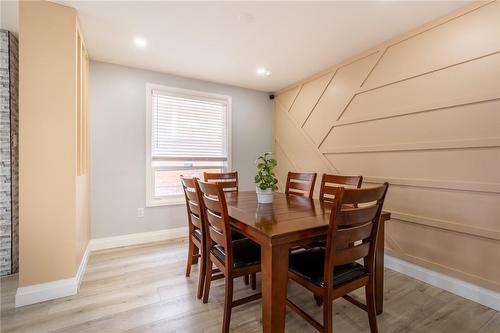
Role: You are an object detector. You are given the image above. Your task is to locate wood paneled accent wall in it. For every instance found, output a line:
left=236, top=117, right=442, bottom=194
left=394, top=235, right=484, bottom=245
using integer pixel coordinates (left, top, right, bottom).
left=273, top=1, right=500, bottom=292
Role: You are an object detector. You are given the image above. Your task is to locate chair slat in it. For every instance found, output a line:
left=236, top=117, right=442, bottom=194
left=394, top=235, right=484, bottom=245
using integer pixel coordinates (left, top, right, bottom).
left=209, top=227, right=225, bottom=247
left=203, top=196, right=223, bottom=214
left=337, top=205, right=379, bottom=226
left=204, top=172, right=239, bottom=192
left=319, top=174, right=362, bottom=202
left=204, top=172, right=238, bottom=181
left=191, top=214, right=202, bottom=230
left=334, top=242, right=370, bottom=266
left=185, top=189, right=198, bottom=202
left=289, top=181, right=313, bottom=192
left=322, top=186, right=340, bottom=196
left=216, top=180, right=238, bottom=191
left=188, top=201, right=200, bottom=215
left=285, top=172, right=317, bottom=198
left=206, top=210, right=225, bottom=231
left=342, top=186, right=387, bottom=205
left=335, top=223, right=373, bottom=246
left=289, top=172, right=316, bottom=181
left=323, top=174, right=362, bottom=187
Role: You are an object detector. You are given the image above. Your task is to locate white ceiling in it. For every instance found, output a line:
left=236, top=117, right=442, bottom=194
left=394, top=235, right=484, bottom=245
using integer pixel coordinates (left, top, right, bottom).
left=7, top=1, right=472, bottom=92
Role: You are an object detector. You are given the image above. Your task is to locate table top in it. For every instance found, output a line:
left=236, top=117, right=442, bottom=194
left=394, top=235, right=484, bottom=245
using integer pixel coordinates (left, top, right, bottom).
left=225, top=191, right=390, bottom=242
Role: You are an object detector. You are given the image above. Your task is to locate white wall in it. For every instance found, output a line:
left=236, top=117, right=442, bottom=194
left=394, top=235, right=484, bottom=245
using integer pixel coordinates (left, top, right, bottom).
left=89, top=61, right=273, bottom=238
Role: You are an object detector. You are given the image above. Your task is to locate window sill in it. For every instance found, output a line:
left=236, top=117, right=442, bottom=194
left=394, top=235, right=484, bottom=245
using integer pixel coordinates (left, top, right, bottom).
left=146, top=197, right=185, bottom=207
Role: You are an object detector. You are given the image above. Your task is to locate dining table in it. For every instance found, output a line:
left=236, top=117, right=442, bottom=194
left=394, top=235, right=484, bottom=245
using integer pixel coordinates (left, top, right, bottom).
left=224, top=191, right=391, bottom=333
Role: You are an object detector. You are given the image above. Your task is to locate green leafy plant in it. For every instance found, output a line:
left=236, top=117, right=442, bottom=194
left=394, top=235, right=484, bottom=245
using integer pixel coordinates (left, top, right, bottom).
left=254, top=152, right=278, bottom=191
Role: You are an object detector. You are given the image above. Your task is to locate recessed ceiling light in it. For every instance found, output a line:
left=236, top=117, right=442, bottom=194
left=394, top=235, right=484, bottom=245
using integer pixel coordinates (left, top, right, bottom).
left=134, top=37, right=147, bottom=48
left=239, top=12, right=255, bottom=24
left=256, top=67, right=271, bottom=76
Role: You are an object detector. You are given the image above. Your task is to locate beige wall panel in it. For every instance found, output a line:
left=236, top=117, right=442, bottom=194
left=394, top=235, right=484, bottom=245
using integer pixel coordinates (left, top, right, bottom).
left=274, top=102, right=333, bottom=195
left=19, top=1, right=78, bottom=286
left=75, top=174, right=90, bottom=265
left=364, top=1, right=500, bottom=88
left=343, top=52, right=500, bottom=123
left=303, top=53, right=380, bottom=146
left=387, top=220, right=500, bottom=291
left=321, top=100, right=500, bottom=151
left=274, top=139, right=296, bottom=192
left=274, top=2, right=500, bottom=292
left=275, top=86, right=300, bottom=112
left=326, top=148, right=500, bottom=184
left=288, top=72, right=333, bottom=127
left=383, top=185, right=500, bottom=234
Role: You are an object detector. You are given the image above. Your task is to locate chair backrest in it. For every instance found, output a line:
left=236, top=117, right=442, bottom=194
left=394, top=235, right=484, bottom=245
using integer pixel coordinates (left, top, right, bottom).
left=203, top=171, right=239, bottom=192
left=196, top=180, right=233, bottom=267
left=180, top=176, right=204, bottom=235
left=285, top=172, right=317, bottom=198
left=319, top=174, right=363, bottom=202
left=323, top=183, right=389, bottom=288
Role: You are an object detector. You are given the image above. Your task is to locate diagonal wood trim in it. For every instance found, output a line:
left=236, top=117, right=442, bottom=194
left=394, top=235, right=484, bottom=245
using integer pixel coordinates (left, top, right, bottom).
left=321, top=137, right=500, bottom=154
left=288, top=85, right=303, bottom=112
left=357, top=50, right=500, bottom=96
left=301, top=69, right=338, bottom=128
left=273, top=0, right=494, bottom=95
left=387, top=210, right=500, bottom=241
left=364, top=176, right=500, bottom=194
left=275, top=102, right=339, bottom=174
left=359, top=48, right=388, bottom=88
left=331, top=97, right=500, bottom=129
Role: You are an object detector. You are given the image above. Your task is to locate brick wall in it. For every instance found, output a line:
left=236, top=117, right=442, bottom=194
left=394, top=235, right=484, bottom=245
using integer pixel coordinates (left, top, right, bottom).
left=0, top=29, right=19, bottom=276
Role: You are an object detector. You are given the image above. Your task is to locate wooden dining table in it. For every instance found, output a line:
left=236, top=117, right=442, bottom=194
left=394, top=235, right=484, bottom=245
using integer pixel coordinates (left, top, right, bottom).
left=225, top=191, right=391, bottom=333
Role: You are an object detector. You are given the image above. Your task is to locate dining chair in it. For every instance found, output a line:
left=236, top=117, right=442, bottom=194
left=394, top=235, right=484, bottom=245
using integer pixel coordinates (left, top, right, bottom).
left=202, top=171, right=252, bottom=286
left=180, top=176, right=206, bottom=300
left=306, top=174, right=364, bottom=252
left=197, top=180, right=262, bottom=333
left=319, top=174, right=363, bottom=202
left=285, top=172, right=317, bottom=198
left=286, top=183, right=389, bottom=333
left=203, top=171, right=239, bottom=192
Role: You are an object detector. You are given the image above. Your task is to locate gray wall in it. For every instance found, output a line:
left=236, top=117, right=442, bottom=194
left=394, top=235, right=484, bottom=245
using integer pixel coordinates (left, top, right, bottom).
left=89, top=61, right=273, bottom=238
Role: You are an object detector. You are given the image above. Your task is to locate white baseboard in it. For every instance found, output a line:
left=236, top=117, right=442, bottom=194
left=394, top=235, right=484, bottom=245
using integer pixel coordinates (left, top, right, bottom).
left=15, top=242, right=91, bottom=307
left=385, top=255, right=500, bottom=311
left=15, top=228, right=187, bottom=307
left=89, top=227, right=188, bottom=252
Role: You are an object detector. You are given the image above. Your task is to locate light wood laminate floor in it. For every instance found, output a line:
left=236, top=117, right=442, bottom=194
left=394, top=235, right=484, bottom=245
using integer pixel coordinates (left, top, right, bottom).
left=1, top=239, right=498, bottom=333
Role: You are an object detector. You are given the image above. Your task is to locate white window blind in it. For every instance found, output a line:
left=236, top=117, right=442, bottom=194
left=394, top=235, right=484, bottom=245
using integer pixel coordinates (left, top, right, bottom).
left=152, top=89, right=228, bottom=161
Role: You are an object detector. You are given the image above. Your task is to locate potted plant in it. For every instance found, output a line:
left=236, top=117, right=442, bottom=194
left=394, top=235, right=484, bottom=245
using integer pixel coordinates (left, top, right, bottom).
left=254, top=152, right=278, bottom=204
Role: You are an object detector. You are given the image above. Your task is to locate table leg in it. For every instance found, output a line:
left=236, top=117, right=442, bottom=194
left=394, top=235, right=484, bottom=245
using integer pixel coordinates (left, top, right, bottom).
left=375, top=218, right=385, bottom=315
left=261, top=242, right=289, bottom=333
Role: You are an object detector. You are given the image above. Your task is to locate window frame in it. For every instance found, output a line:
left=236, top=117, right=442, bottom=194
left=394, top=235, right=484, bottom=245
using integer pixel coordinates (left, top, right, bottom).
left=145, top=83, right=232, bottom=207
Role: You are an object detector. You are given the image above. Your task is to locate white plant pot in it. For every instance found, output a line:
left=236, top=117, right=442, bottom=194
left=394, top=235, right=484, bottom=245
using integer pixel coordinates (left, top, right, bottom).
left=256, top=187, right=273, bottom=204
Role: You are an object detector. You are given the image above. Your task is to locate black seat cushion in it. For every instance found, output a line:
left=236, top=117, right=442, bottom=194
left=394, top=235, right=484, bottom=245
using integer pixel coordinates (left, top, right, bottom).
left=212, top=238, right=261, bottom=268
left=289, top=248, right=368, bottom=287
left=231, top=229, right=247, bottom=241
left=192, top=228, right=202, bottom=241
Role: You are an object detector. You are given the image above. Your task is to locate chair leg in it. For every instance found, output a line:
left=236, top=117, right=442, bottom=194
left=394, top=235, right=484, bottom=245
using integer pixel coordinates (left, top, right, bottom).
left=243, top=275, right=249, bottom=285
left=250, top=273, right=257, bottom=290
left=192, top=245, right=199, bottom=264
left=323, top=298, right=333, bottom=333
left=203, top=257, right=213, bottom=304
left=365, top=280, right=379, bottom=333
left=222, top=276, right=234, bottom=333
left=185, top=238, right=194, bottom=277
left=196, top=249, right=206, bottom=299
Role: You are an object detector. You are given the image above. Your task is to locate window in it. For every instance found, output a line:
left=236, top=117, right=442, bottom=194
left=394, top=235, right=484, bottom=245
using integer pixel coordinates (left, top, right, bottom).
left=146, top=83, right=231, bottom=206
